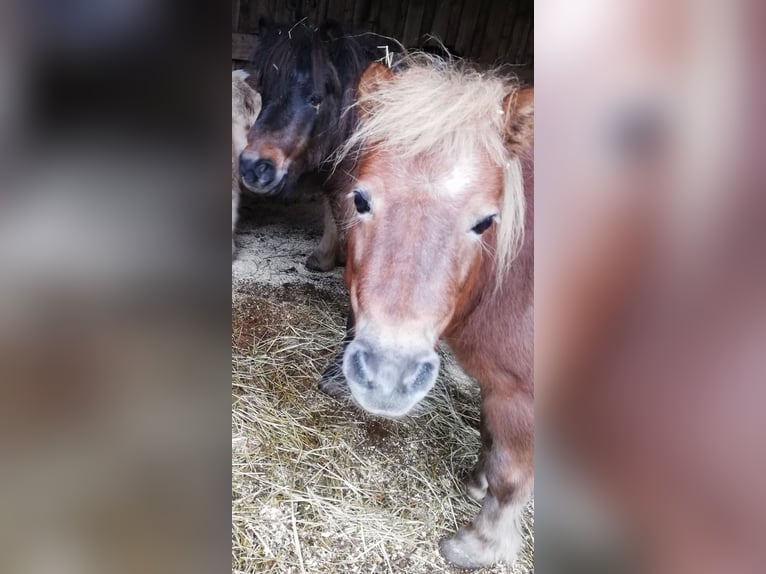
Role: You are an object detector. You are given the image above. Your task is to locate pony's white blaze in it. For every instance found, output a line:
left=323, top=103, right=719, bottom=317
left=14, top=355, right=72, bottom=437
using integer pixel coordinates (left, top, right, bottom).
left=433, top=156, right=476, bottom=198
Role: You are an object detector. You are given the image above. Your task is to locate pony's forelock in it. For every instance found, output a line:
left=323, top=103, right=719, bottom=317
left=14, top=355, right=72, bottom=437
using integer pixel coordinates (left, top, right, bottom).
left=334, top=53, right=527, bottom=284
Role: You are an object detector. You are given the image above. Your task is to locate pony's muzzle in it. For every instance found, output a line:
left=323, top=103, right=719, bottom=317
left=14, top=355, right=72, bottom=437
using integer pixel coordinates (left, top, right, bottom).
left=238, top=154, right=279, bottom=192
left=342, top=338, right=440, bottom=418
left=239, top=150, right=287, bottom=195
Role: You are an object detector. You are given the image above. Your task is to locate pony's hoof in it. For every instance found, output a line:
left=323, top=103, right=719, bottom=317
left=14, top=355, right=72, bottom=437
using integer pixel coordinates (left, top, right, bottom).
left=306, top=251, right=335, bottom=272
left=439, top=533, right=488, bottom=570
left=440, top=524, right=518, bottom=570
left=318, top=356, right=348, bottom=397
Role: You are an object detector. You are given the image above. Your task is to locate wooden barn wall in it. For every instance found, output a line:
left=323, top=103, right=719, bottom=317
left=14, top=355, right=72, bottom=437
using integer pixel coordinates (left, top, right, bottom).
left=232, top=0, right=533, bottom=74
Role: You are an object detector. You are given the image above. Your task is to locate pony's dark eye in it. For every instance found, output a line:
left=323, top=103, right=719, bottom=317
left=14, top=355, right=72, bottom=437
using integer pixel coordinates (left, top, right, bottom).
left=471, top=215, right=495, bottom=235
left=353, top=190, right=371, bottom=214
left=308, top=94, right=323, bottom=107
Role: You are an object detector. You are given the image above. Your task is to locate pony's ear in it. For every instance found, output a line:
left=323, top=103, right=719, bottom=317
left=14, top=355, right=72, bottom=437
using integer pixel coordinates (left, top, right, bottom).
left=357, top=62, right=394, bottom=100
left=503, top=87, right=534, bottom=155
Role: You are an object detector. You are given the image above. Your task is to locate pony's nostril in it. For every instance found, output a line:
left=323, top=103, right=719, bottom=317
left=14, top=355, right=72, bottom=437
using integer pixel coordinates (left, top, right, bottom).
left=238, top=155, right=255, bottom=178
left=411, top=361, right=436, bottom=389
left=253, top=159, right=276, bottom=186
left=350, top=349, right=373, bottom=388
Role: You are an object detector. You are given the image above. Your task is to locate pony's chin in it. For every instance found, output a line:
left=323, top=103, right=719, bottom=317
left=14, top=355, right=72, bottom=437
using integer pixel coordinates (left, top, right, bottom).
left=239, top=174, right=287, bottom=197
left=349, top=390, right=427, bottom=420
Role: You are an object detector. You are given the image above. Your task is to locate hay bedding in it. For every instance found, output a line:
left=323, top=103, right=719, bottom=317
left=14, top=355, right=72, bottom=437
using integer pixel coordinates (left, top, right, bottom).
left=232, top=193, right=533, bottom=573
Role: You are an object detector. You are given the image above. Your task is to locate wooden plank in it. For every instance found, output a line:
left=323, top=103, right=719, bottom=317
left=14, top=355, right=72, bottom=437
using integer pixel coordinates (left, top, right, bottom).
left=232, top=32, right=258, bottom=61
left=344, top=0, right=356, bottom=27
left=513, top=2, right=533, bottom=62
left=419, top=0, right=438, bottom=39
left=400, top=0, right=409, bottom=41
left=444, top=0, right=465, bottom=51
left=272, top=0, right=286, bottom=22
left=517, top=17, right=533, bottom=64
left=479, top=0, right=509, bottom=64
left=327, top=0, right=345, bottom=21
left=274, top=0, right=300, bottom=22
left=526, top=15, right=534, bottom=60
left=506, top=12, right=526, bottom=64
left=378, top=0, right=400, bottom=39
left=429, top=0, right=452, bottom=45
left=232, top=0, right=241, bottom=31
left=497, top=1, right=520, bottom=62
left=295, top=0, right=305, bottom=22
left=353, top=0, right=371, bottom=27
left=454, top=0, right=481, bottom=56
left=367, top=0, right=382, bottom=28
left=402, top=0, right=426, bottom=47
left=318, top=0, right=330, bottom=22
left=300, top=0, right=321, bottom=22
left=247, top=0, right=270, bottom=31
left=469, top=0, right=493, bottom=59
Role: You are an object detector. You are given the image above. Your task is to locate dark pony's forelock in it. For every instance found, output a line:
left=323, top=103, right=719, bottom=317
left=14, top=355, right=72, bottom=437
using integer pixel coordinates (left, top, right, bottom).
left=251, top=22, right=357, bottom=100
left=250, top=20, right=379, bottom=167
left=251, top=23, right=313, bottom=97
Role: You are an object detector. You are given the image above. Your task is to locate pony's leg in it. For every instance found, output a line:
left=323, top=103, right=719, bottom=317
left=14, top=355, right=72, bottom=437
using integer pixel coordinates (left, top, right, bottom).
left=465, top=423, right=491, bottom=502
left=440, top=390, right=533, bottom=568
left=318, top=313, right=354, bottom=397
left=440, top=488, right=531, bottom=568
left=306, top=198, right=338, bottom=272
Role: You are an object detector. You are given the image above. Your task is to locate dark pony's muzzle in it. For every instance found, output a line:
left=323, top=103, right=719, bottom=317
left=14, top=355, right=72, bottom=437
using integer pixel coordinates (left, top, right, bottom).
left=239, top=155, right=274, bottom=188
left=342, top=338, right=440, bottom=418
left=238, top=152, right=286, bottom=195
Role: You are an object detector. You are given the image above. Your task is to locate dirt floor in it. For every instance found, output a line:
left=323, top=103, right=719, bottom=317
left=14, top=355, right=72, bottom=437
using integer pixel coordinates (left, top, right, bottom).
left=232, top=190, right=534, bottom=573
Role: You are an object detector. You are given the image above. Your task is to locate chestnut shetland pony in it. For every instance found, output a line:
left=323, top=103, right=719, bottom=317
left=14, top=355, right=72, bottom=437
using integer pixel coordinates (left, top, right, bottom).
left=330, top=58, right=534, bottom=568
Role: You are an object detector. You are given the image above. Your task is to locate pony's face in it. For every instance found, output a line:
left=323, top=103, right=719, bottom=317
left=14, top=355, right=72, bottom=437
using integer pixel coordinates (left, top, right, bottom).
left=239, top=28, right=340, bottom=195
left=231, top=71, right=260, bottom=158
left=339, top=62, right=534, bottom=418
left=342, top=149, right=505, bottom=417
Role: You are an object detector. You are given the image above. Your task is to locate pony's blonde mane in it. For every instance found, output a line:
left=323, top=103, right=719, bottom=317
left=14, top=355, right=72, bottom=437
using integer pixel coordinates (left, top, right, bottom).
left=335, top=53, right=526, bottom=284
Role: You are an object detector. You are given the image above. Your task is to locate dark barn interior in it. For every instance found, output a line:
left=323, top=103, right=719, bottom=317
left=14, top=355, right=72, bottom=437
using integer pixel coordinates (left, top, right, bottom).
left=232, top=0, right=533, bottom=81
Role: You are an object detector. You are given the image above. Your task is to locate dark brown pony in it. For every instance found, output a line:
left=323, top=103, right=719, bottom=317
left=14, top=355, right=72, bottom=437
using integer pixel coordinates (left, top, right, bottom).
left=323, top=57, right=534, bottom=568
left=238, top=20, right=378, bottom=271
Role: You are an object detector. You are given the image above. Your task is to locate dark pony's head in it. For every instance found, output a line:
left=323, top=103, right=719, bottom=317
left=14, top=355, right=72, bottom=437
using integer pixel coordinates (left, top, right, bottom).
left=239, top=20, right=371, bottom=196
